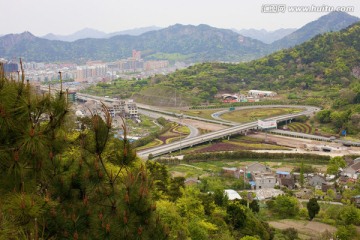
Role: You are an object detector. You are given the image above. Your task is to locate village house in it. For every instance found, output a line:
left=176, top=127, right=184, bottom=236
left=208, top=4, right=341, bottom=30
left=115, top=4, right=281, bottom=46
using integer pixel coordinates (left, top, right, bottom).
left=321, top=182, right=335, bottom=193
left=279, top=178, right=296, bottom=190
left=275, top=171, right=295, bottom=189
left=308, top=175, right=326, bottom=189
left=253, top=173, right=276, bottom=190
left=246, top=162, right=271, bottom=174
left=342, top=161, right=360, bottom=179
left=276, top=171, right=292, bottom=179
left=245, top=162, right=276, bottom=190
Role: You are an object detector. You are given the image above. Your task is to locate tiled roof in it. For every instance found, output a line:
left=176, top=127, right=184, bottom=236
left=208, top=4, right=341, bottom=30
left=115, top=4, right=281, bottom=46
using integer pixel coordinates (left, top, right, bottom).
left=350, top=162, right=360, bottom=171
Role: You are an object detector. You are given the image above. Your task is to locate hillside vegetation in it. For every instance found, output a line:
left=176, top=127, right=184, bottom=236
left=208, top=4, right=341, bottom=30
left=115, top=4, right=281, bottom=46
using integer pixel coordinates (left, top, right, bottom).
left=129, top=22, right=360, bottom=136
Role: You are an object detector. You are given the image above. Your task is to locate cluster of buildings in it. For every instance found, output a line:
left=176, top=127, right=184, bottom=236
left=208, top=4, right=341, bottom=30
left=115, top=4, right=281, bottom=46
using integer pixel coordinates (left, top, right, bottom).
left=220, top=90, right=277, bottom=103
left=76, top=98, right=138, bottom=120
left=220, top=158, right=360, bottom=201
left=1, top=50, right=173, bottom=83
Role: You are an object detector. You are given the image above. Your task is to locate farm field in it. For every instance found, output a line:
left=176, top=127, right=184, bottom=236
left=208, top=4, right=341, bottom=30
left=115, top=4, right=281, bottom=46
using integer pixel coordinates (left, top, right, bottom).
left=268, top=219, right=337, bottom=239
left=285, top=122, right=313, bottom=134
left=169, top=135, right=290, bottom=155
left=166, top=159, right=326, bottom=179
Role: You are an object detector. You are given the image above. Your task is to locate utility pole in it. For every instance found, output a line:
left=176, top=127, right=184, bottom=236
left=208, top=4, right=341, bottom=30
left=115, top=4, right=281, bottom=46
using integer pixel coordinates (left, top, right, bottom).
left=58, top=71, right=63, bottom=94
left=174, top=89, right=177, bottom=107
left=179, top=113, right=182, bottom=154
left=243, top=166, right=247, bottom=189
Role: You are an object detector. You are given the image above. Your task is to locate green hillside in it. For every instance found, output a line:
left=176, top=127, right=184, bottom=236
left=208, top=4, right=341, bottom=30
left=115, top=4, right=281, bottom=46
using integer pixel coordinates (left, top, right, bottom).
left=83, top=21, right=360, bottom=135
left=129, top=22, right=360, bottom=136
left=0, top=24, right=268, bottom=63
left=271, top=11, right=359, bottom=49
left=147, top=22, right=360, bottom=96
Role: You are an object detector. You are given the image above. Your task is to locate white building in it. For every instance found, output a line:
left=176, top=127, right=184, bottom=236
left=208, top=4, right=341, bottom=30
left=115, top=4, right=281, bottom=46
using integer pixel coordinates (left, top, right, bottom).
left=248, top=90, right=277, bottom=97
left=224, top=189, right=242, bottom=200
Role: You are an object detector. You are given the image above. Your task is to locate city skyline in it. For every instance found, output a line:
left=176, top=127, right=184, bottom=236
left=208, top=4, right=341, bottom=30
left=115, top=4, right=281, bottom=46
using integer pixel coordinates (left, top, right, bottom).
left=1, top=0, right=360, bottom=36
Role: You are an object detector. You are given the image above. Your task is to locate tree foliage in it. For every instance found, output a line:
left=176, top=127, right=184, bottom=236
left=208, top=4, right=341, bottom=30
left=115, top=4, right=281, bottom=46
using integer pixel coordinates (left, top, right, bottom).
left=307, top=198, right=320, bottom=220
left=268, top=195, right=299, bottom=218
left=0, top=62, right=168, bottom=239
left=327, top=156, right=346, bottom=175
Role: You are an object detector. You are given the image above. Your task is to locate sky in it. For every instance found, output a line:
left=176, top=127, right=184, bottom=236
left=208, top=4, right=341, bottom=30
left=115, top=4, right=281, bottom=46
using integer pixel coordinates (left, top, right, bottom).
left=1, top=0, right=360, bottom=36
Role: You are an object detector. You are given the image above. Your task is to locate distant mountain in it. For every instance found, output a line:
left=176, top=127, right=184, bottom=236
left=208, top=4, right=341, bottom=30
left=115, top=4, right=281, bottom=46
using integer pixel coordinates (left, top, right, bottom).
left=0, top=24, right=269, bottom=62
left=1, top=12, right=358, bottom=63
left=43, top=28, right=108, bottom=41
left=235, top=28, right=296, bottom=44
left=107, top=26, right=163, bottom=38
left=271, top=11, right=359, bottom=49
left=42, top=26, right=162, bottom=42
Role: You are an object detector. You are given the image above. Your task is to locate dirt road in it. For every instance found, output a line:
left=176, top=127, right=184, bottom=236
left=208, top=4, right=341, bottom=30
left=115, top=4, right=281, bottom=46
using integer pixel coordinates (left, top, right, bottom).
left=251, top=132, right=360, bottom=157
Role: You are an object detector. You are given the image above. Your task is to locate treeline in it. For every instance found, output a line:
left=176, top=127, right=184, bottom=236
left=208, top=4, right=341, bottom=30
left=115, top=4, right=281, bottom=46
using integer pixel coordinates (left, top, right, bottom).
left=315, top=88, right=360, bottom=135
left=132, top=117, right=171, bottom=148
left=190, top=100, right=307, bottom=110
left=183, top=151, right=330, bottom=163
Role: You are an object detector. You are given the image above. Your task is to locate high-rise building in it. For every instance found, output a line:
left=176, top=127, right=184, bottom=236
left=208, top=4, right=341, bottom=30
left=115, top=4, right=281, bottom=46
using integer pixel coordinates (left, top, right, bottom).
left=132, top=50, right=141, bottom=60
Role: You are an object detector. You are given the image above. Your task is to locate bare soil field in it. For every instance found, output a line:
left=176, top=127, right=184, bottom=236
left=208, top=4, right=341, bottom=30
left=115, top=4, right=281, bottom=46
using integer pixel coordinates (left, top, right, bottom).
left=269, top=219, right=336, bottom=239
left=250, top=132, right=360, bottom=157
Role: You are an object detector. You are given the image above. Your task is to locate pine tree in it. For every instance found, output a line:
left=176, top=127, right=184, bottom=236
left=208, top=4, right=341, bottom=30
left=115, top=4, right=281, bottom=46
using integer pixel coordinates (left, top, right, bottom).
left=307, top=198, right=320, bottom=221
left=0, top=61, right=168, bottom=239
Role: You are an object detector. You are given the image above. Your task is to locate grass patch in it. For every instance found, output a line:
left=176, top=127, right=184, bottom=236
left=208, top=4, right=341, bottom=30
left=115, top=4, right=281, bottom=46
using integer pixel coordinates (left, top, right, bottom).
left=179, top=109, right=221, bottom=120
left=166, top=136, right=185, bottom=144
left=174, top=125, right=190, bottom=134
left=136, top=138, right=163, bottom=151
left=221, top=108, right=303, bottom=123
left=228, top=141, right=289, bottom=150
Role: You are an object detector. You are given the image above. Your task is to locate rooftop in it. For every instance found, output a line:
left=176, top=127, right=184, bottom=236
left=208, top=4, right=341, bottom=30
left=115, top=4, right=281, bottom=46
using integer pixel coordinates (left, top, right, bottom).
left=224, top=189, right=242, bottom=200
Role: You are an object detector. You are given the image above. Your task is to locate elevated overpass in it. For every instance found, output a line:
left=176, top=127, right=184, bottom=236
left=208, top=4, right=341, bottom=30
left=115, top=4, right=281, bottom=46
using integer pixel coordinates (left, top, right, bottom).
left=138, top=106, right=319, bottom=159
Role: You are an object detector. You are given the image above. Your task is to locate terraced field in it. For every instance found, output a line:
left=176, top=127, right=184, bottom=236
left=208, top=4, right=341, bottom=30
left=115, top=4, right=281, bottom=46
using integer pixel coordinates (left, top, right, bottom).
left=286, top=122, right=313, bottom=134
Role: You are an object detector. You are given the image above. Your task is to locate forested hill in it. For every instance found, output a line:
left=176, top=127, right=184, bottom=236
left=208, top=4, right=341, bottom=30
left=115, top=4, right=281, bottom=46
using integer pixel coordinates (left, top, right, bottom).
left=271, top=11, right=359, bottom=49
left=0, top=24, right=268, bottom=63
left=141, top=21, right=360, bottom=103
left=1, top=12, right=358, bottom=63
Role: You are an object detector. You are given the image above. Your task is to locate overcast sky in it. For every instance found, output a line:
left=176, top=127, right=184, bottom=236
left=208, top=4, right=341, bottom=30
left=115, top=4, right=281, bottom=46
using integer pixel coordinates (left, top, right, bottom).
left=1, top=0, right=360, bottom=36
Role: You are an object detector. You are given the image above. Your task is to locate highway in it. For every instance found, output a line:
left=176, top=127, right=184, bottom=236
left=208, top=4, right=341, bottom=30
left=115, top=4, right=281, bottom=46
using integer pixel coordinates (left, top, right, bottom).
left=137, top=106, right=319, bottom=159
left=43, top=89, right=333, bottom=157
left=72, top=92, right=321, bottom=159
